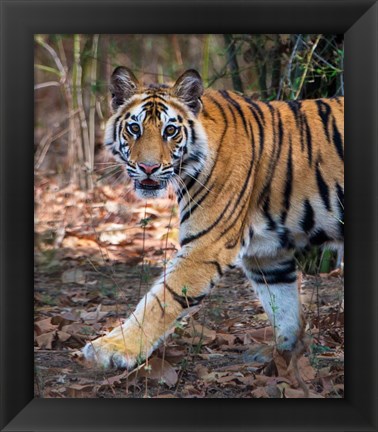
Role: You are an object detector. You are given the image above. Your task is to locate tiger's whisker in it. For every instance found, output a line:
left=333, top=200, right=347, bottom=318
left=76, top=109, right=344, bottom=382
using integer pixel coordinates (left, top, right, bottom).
left=179, top=169, right=214, bottom=195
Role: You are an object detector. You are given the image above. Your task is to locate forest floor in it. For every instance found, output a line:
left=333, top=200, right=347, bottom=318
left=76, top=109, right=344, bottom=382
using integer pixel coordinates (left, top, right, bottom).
left=34, top=179, right=344, bottom=398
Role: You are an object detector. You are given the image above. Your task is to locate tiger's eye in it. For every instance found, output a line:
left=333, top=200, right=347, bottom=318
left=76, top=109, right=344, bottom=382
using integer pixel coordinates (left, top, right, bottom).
left=129, top=123, right=140, bottom=134
left=165, top=125, right=177, bottom=137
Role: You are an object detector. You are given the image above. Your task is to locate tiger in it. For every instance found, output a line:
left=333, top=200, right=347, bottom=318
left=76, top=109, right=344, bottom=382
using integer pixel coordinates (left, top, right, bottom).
left=83, top=67, right=344, bottom=370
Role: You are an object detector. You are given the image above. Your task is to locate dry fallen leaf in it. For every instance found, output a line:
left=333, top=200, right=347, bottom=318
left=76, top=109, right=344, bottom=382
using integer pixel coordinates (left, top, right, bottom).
left=283, top=388, right=324, bottom=398
left=251, top=386, right=270, bottom=398
left=57, top=331, right=72, bottom=343
left=65, top=384, right=94, bottom=398
left=34, top=318, right=59, bottom=335
left=35, top=331, right=56, bottom=349
left=62, top=268, right=86, bottom=285
left=246, top=326, right=274, bottom=343
left=80, top=305, right=109, bottom=324
left=182, top=323, right=216, bottom=346
left=138, top=358, right=178, bottom=388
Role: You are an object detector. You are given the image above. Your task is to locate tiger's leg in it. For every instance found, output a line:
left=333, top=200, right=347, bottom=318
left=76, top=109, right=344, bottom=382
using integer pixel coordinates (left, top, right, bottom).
left=242, top=252, right=306, bottom=362
left=83, top=247, right=236, bottom=369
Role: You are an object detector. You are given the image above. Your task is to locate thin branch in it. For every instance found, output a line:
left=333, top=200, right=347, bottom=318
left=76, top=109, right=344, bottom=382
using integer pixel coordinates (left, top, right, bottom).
left=277, top=34, right=301, bottom=100
left=34, top=81, right=61, bottom=90
left=294, top=34, right=322, bottom=100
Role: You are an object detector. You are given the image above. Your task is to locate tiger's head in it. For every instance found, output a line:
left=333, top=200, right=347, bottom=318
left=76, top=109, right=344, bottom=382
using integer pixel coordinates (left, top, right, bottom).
left=104, top=67, right=208, bottom=199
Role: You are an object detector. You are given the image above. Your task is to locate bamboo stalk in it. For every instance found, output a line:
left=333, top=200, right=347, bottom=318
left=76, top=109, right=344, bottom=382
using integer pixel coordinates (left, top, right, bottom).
left=89, top=34, right=100, bottom=180
left=73, top=34, right=92, bottom=189
left=201, top=35, right=210, bottom=88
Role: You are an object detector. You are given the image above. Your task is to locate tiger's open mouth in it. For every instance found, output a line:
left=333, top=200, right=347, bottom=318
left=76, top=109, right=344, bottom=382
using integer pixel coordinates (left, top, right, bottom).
left=135, top=179, right=165, bottom=191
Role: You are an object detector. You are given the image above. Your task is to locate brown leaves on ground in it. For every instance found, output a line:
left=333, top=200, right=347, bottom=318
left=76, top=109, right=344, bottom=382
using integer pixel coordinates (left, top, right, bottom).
left=34, top=180, right=344, bottom=398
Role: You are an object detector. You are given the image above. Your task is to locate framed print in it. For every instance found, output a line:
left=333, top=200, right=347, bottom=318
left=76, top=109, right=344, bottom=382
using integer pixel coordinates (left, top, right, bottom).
left=1, top=0, right=377, bottom=431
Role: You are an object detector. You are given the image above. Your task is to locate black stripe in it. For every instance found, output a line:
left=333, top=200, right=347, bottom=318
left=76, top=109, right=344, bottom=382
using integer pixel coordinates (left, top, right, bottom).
left=276, top=109, right=284, bottom=164
left=175, top=187, right=185, bottom=203
left=249, top=227, right=254, bottom=239
left=242, top=96, right=266, bottom=125
left=287, top=100, right=302, bottom=127
left=263, top=195, right=277, bottom=231
left=249, top=260, right=297, bottom=284
left=142, top=94, right=167, bottom=102
left=336, top=182, right=344, bottom=237
left=217, top=90, right=236, bottom=127
left=188, top=119, right=197, bottom=144
left=250, top=272, right=297, bottom=285
left=301, top=199, right=315, bottom=233
left=204, top=260, right=224, bottom=277
left=177, top=170, right=202, bottom=204
left=182, top=125, right=188, bottom=142
left=316, top=100, right=331, bottom=142
left=142, top=102, right=153, bottom=109
left=113, top=115, right=122, bottom=142
left=242, top=97, right=265, bottom=158
left=278, top=227, right=295, bottom=250
left=157, top=102, right=168, bottom=112
left=117, top=119, right=124, bottom=141
left=249, top=259, right=296, bottom=274
left=248, top=106, right=264, bottom=157
left=316, top=165, right=331, bottom=211
left=281, top=139, right=293, bottom=223
left=180, top=182, right=214, bottom=224
left=219, top=90, right=249, bottom=136
left=248, top=120, right=256, bottom=165
left=226, top=101, right=237, bottom=127
left=201, top=106, right=216, bottom=122
left=165, top=284, right=206, bottom=308
left=111, top=147, right=124, bottom=160
left=310, top=229, right=332, bottom=245
left=332, top=117, right=344, bottom=161
left=184, top=150, right=205, bottom=165
left=303, top=114, right=313, bottom=166
left=180, top=199, right=232, bottom=247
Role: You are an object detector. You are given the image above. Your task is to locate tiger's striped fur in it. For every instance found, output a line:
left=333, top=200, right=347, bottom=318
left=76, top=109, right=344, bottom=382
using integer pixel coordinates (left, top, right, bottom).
left=83, top=68, right=344, bottom=369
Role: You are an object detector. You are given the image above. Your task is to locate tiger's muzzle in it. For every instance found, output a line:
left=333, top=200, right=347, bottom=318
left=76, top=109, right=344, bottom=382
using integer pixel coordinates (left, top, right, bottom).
left=129, top=162, right=174, bottom=197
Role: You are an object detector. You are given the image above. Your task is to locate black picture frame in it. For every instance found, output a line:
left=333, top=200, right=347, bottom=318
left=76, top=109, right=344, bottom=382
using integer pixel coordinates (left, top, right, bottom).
left=1, top=0, right=377, bottom=430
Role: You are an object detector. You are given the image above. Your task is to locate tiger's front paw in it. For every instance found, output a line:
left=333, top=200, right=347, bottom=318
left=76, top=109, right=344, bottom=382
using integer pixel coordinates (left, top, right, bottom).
left=82, top=329, right=147, bottom=370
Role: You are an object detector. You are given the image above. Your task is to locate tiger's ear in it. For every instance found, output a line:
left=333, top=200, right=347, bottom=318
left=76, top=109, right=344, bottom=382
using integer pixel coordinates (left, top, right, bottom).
left=172, top=69, right=204, bottom=115
left=110, top=66, right=140, bottom=112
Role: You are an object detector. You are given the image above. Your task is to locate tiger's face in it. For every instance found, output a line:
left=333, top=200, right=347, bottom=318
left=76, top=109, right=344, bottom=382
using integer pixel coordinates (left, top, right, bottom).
left=105, top=67, right=207, bottom=199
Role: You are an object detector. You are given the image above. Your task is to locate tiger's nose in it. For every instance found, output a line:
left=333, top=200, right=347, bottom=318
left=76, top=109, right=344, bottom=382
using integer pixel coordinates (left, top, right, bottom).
left=138, top=163, right=161, bottom=175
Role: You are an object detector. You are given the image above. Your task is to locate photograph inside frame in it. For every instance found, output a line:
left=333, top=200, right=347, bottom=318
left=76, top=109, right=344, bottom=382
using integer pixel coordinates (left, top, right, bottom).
left=34, top=34, right=344, bottom=399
